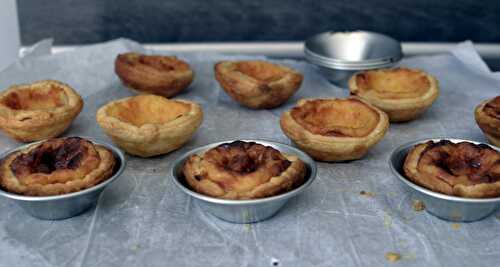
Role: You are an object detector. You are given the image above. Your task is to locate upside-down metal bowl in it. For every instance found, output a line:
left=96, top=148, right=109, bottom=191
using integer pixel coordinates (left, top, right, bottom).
left=389, top=138, right=500, bottom=222
left=304, top=30, right=403, bottom=87
left=171, top=139, right=317, bottom=223
left=0, top=137, right=126, bottom=220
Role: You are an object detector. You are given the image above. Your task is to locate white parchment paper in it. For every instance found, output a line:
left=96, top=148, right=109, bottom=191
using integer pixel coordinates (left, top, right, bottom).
left=0, top=39, right=499, bottom=267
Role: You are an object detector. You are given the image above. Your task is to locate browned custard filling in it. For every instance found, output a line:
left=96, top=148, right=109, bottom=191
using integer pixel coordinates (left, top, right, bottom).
left=10, top=137, right=92, bottom=180
left=484, top=96, right=500, bottom=120
left=104, top=95, right=190, bottom=127
left=417, top=140, right=500, bottom=186
left=354, top=68, right=430, bottom=99
left=290, top=98, right=380, bottom=137
left=201, top=141, right=291, bottom=190
left=234, top=61, right=287, bottom=83
left=1, top=85, right=68, bottom=110
left=183, top=140, right=306, bottom=199
left=118, top=53, right=190, bottom=72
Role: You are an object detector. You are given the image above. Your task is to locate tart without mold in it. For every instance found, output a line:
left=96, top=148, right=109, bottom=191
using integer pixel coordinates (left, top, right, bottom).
left=475, top=95, right=500, bottom=146
left=0, top=80, right=83, bottom=142
left=0, top=137, right=116, bottom=196
left=280, top=97, right=389, bottom=161
left=404, top=140, right=500, bottom=198
left=214, top=60, right=303, bottom=109
left=96, top=94, right=203, bottom=157
left=115, top=52, right=194, bottom=97
left=349, top=67, right=439, bottom=122
left=183, top=141, right=306, bottom=200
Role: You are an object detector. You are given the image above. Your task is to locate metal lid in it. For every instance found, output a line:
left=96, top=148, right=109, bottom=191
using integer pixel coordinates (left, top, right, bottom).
left=304, top=31, right=403, bottom=69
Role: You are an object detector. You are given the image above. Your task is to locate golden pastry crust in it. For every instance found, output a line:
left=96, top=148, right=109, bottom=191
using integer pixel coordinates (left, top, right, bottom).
left=115, top=52, right=194, bottom=97
left=349, top=67, right=439, bottom=122
left=280, top=97, right=389, bottom=161
left=214, top=60, right=303, bottom=109
left=183, top=141, right=306, bottom=200
left=96, top=94, right=203, bottom=157
left=404, top=140, right=500, bottom=198
left=0, top=80, right=83, bottom=142
left=0, top=137, right=116, bottom=196
left=475, top=96, right=500, bottom=146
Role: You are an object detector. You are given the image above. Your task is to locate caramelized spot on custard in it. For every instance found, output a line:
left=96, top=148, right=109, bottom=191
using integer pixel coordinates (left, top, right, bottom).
left=291, top=98, right=380, bottom=137
left=106, top=95, right=190, bottom=126
left=418, top=140, right=500, bottom=185
left=10, top=137, right=88, bottom=177
left=208, top=141, right=291, bottom=175
left=355, top=68, right=430, bottom=99
left=1, top=85, right=67, bottom=110
left=235, top=61, right=287, bottom=83
left=484, top=96, right=500, bottom=119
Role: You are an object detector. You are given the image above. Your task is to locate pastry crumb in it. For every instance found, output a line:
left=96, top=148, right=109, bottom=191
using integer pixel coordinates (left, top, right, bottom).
left=131, top=244, right=141, bottom=252
left=451, top=223, right=461, bottom=230
left=385, top=252, right=401, bottom=263
left=383, top=214, right=393, bottom=228
left=360, top=190, right=375, bottom=197
left=412, top=200, right=425, bottom=211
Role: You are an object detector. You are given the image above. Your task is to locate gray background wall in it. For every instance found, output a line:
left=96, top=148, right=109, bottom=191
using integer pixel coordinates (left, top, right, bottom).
left=17, top=0, right=500, bottom=45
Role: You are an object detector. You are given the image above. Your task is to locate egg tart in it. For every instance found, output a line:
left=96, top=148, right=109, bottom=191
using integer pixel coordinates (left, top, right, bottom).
left=404, top=140, right=500, bottom=198
left=0, top=137, right=116, bottom=196
left=96, top=95, right=203, bottom=157
left=280, top=97, right=389, bottom=161
left=214, top=60, right=303, bottom=109
left=115, top=52, right=194, bottom=98
left=475, top=96, right=500, bottom=146
left=183, top=141, right=306, bottom=200
left=349, top=67, right=439, bottom=122
left=0, top=80, right=83, bottom=142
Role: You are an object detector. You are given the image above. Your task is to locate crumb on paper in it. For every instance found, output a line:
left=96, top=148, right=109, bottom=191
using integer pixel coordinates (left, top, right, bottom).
left=412, top=200, right=425, bottom=212
left=360, top=190, right=375, bottom=197
left=451, top=223, right=461, bottom=230
left=131, top=244, right=141, bottom=252
left=495, top=214, right=500, bottom=220
left=384, top=214, right=392, bottom=228
left=385, top=252, right=401, bottom=263
left=244, top=223, right=252, bottom=231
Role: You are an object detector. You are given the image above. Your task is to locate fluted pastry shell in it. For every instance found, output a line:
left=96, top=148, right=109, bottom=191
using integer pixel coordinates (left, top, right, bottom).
left=404, top=140, right=500, bottom=198
left=96, top=94, right=203, bottom=157
left=475, top=96, right=500, bottom=146
left=280, top=97, right=389, bottom=161
left=0, top=80, right=83, bottom=142
left=0, top=137, right=116, bottom=196
left=349, top=67, right=439, bottom=122
left=183, top=141, right=306, bottom=200
left=214, top=60, right=303, bottom=109
left=115, top=52, right=194, bottom=98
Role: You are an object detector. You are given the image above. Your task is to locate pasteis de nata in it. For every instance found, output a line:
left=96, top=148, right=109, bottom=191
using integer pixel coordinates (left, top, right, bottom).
left=215, top=60, right=303, bottom=109
left=349, top=67, right=439, bottom=122
left=0, top=137, right=116, bottom=196
left=475, top=95, right=500, bottom=146
left=96, top=94, right=203, bottom=157
left=0, top=80, right=83, bottom=142
left=404, top=140, right=500, bottom=198
left=183, top=141, right=306, bottom=200
left=280, top=97, right=389, bottom=161
left=115, top=52, right=194, bottom=98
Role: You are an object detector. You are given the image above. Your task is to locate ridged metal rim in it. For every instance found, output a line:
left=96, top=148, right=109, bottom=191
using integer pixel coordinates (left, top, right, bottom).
left=171, top=139, right=317, bottom=206
left=304, top=30, right=403, bottom=68
left=389, top=137, right=500, bottom=203
left=0, top=136, right=126, bottom=201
